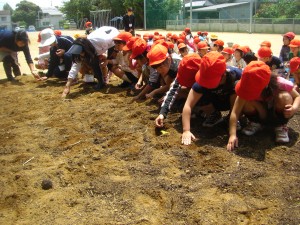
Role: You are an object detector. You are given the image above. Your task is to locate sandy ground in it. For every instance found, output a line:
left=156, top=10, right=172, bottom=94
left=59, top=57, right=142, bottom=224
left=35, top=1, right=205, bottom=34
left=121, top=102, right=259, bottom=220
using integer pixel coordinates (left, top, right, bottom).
left=0, top=30, right=299, bottom=224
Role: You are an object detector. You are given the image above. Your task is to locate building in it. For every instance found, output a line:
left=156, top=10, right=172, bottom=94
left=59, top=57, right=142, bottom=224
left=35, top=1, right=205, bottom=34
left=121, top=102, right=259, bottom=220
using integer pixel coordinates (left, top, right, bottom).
left=37, top=7, right=63, bottom=30
left=0, top=10, right=12, bottom=30
left=188, top=2, right=250, bottom=19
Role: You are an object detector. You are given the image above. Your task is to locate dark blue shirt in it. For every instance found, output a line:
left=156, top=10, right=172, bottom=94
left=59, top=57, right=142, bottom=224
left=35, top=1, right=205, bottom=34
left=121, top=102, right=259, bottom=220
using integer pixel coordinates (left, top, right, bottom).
left=0, top=30, right=33, bottom=64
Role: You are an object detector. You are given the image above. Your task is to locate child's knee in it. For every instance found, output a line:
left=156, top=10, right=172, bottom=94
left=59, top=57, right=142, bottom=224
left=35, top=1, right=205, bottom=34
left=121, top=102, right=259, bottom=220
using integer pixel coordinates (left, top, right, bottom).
left=274, top=91, right=293, bottom=111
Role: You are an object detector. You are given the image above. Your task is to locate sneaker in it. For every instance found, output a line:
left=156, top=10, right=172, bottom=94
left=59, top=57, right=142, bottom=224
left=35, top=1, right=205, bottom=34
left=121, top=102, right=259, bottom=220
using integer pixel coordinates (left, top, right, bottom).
left=202, top=111, right=223, bottom=127
left=275, top=124, right=289, bottom=143
left=241, top=121, right=262, bottom=136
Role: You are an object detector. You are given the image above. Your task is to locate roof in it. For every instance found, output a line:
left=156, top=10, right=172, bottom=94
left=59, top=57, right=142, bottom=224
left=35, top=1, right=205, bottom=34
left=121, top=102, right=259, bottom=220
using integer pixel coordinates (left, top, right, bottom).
left=184, top=0, right=213, bottom=8
left=41, top=7, right=63, bottom=16
left=0, top=10, right=10, bottom=15
left=191, top=2, right=249, bottom=12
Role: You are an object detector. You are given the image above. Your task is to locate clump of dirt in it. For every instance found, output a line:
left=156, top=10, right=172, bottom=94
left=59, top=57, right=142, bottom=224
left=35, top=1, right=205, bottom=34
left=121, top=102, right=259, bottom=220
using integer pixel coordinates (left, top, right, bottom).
left=0, top=76, right=299, bottom=224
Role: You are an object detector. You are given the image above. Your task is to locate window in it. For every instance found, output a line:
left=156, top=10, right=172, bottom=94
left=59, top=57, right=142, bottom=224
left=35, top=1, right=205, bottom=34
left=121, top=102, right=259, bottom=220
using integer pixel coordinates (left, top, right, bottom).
left=42, top=22, right=50, bottom=26
left=1, top=17, right=7, bottom=22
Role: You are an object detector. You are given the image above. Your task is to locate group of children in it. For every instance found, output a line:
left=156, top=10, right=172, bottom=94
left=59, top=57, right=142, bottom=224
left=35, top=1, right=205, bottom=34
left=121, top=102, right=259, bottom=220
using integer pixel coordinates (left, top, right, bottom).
left=2, top=26, right=300, bottom=150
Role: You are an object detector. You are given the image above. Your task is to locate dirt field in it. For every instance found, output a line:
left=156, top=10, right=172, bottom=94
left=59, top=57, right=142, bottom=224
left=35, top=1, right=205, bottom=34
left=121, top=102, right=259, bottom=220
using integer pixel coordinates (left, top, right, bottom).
left=0, top=30, right=299, bottom=224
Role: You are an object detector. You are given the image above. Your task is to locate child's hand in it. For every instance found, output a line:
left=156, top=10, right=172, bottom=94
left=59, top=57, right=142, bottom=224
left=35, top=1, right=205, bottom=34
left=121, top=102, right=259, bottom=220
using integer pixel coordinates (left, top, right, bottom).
left=227, top=135, right=238, bottom=151
left=146, top=93, right=154, bottom=99
left=135, top=83, right=142, bottom=90
left=283, top=104, right=295, bottom=118
left=155, top=114, right=164, bottom=128
left=181, top=131, right=196, bottom=145
left=56, top=49, right=65, bottom=57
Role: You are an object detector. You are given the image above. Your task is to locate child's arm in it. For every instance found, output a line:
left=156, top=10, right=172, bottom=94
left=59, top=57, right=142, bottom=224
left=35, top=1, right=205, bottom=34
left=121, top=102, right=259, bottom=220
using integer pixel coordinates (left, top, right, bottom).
left=181, top=89, right=203, bottom=145
left=146, top=75, right=174, bottom=98
left=227, top=97, right=246, bottom=151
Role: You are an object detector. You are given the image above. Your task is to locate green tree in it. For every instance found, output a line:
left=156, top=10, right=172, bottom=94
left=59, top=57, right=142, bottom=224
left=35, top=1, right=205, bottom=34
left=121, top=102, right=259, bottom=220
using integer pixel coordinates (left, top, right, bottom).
left=254, top=0, right=300, bottom=18
left=12, top=0, right=40, bottom=27
left=3, top=3, right=13, bottom=15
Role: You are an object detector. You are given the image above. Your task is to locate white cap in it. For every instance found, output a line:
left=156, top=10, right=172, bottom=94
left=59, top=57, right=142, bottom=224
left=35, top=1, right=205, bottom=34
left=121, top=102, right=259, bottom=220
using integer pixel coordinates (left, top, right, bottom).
left=87, top=26, right=119, bottom=55
left=39, top=28, right=56, bottom=47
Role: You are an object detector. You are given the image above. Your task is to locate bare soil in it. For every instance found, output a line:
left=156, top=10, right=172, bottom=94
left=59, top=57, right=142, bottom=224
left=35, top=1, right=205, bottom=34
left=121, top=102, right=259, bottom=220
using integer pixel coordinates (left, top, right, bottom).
left=0, top=30, right=299, bottom=225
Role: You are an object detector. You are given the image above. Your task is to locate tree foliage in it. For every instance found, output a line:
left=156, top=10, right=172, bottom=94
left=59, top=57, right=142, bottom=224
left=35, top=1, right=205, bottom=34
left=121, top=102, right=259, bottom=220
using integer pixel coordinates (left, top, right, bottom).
left=3, top=3, right=13, bottom=15
left=12, top=0, right=40, bottom=27
left=254, top=0, right=300, bottom=18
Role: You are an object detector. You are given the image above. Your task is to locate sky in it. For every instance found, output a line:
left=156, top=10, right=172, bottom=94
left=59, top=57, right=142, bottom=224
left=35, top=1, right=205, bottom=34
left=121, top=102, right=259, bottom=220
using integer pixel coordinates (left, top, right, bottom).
left=1, top=0, right=67, bottom=9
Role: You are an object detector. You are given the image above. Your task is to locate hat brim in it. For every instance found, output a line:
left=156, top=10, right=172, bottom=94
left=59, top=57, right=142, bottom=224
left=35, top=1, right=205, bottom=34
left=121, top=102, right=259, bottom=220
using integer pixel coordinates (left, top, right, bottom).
left=67, top=44, right=83, bottom=55
left=123, top=45, right=130, bottom=51
left=39, top=35, right=56, bottom=47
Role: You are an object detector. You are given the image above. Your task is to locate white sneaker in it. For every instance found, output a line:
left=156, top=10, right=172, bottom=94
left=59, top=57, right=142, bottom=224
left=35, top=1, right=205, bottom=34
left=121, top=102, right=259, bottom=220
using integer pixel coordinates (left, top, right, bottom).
left=275, top=124, right=289, bottom=143
left=242, top=122, right=263, bottom=136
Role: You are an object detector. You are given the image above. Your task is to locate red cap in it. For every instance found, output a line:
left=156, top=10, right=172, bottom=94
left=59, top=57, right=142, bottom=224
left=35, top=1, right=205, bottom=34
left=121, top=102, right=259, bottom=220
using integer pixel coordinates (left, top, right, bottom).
left=289, top=39, right=300, bottom=47
left=222, top=47, right=234, bottom=55
left=232, top=44, right=240, bottom=51
left=166, top=41, right=174, bottom=49
left=85, top=21, right=92, bottom=28
left=256, top=47, right=272, bottom=58
left=153, top=35, right=160, bottom=41
left=235, top=61, right=271, bottom=101
left=148, top=34, right=154, bottom=39
left=178, top=43, right=187, bottom=49
left=154, top=31, right=159, bottom=35
left=171, top=34, right=178, bottom=40
left=147, top=44, right=169, bottom=66
left=177, top=53, right=202, bottom=88
left=130, top=38, right=147, bottom=59
left=185, top=27, right=191, bottom=33
left=203, top=31, right=208, bottom=36
left=283, top=32, right=295, bottom=40
left=197, top=41, right=209, bottom=49
left=236, top=46, right=248, bottom=54
left=197, top=31, right=202, bottom=35
left=123, top=37, right=139, bottom=51
left=177, top=39, right=184, bottom=44
left=195, top=51, right=226, bottom=89
left=194, top=37, right=200, bottom=44
left=214, top=39, right=224, bottom=46
left=167, top=32, right=172, bottom=37
left=54, top=30, right=62, bottom=36
left=260, top=40, right=271, bottom=48
left=113, top=32, right=132, bottom=42
left=290, top=57, right=300, bottom=73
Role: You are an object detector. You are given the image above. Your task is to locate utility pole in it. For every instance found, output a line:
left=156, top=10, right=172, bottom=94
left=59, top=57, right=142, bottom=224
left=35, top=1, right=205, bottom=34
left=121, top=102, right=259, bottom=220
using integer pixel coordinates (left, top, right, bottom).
left=190, top=0, right=192, bottom=29
left=144, top=0, right=146, bottom=30
left=249, top=0, right=253, bottom=33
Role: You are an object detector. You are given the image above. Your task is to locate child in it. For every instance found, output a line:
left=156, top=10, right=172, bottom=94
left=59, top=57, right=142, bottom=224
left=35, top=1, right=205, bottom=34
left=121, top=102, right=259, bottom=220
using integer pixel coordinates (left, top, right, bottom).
left=145, top=43, right=178, bottom=99
left=289, top=57, right=300, bottom=91
left=131, top=38, right=160, bottom=101
left=221, top=47, right=234, bottom=66
left=178, top=43, right=189, bottom=58
left=256, top=46, right=283, bottom=71
left=181, top=51, right=241, bottom=145
left=212, top=39, right=224, bottom=53
left=106, top=32, right=139, bottom=87
left=227, top=61, right=300, bottom=151
left=155, top=53, right=202, bottom=127
left=289, top=39, right=300, bottom=59
left=231, top=46, right=247, bottom=69
left=197, top=41, right=210, bottom=58
left=280, top=32, right=295, bottom=62
left=85, top=22, right=93, bottom=35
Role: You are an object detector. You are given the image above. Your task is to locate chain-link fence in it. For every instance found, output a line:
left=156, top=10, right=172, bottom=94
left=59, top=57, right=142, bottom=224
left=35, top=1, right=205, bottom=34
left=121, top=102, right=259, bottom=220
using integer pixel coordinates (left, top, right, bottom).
left=166, top=18, right=300, bottom=33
